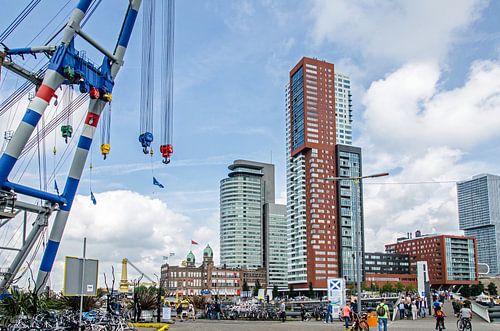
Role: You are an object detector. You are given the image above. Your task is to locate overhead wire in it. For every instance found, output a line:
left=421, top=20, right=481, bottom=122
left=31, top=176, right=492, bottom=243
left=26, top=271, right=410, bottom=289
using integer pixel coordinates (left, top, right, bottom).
left=0, top=0, right=42, bottom=43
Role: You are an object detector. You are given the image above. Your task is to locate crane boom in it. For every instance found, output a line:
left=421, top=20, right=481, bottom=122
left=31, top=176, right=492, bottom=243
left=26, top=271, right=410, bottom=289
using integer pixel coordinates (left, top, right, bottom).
left=125, top=258, right=156, bottom=284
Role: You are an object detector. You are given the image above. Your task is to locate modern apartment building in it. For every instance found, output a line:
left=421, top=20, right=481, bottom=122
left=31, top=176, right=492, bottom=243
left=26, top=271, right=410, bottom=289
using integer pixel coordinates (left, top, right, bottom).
left=263, top=203, right=287, bottom=289
left=334, top=73, right=353, bottom=145
left=286, top=57, right=339, bottom=292
left=385, top=232, right=478, bottom=286
left=220, top=160, right=286, bottom=287
left=335, top=144, right=363, bottom=282
left=457, top=174, right=500, bottom=275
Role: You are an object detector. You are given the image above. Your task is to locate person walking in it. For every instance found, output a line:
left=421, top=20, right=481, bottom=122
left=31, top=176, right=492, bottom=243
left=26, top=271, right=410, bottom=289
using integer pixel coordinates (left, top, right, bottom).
left=411, top=300, right=417, bottom=320
left=188, top=303, right=196, bottom=321
left=376, top=299, right=390, bottom=331
left=300, top=303, right=307, bottom=322
left=420, top=296, right=427, bottom=318
left=342, top=302, right=352, bottom=331
left=324, top=300, right=333, bottom=323
left=279, top=300, right=286, bottom=323
left=398, top=301, right=405, bottom=319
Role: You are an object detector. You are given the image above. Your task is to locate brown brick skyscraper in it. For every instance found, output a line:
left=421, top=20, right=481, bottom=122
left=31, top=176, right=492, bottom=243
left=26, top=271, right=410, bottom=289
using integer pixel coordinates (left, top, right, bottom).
left=287, top=57, right=338, bottom=292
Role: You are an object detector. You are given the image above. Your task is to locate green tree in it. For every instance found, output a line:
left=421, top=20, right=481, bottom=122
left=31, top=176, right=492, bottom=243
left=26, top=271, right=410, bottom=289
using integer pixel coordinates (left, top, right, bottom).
left=308, top=282, right=314, bottom=299
left=272, top=285, right=279, bottom=300
left=395, top=282, right=405, bottom=293
left=132, top=285, right=159, bottom=310
left=487, top=282, right=498, bottom=296
left=405, top=284, right=417, bottom=293
left=460, top=285, right=471, bottom=298
left=370, top=283, right=379, bottom=292
left=253, top=280, right=262, bottom=297
left=470, top=282, right=484, bottom=297
left=380, top=283, right=394, bottom=294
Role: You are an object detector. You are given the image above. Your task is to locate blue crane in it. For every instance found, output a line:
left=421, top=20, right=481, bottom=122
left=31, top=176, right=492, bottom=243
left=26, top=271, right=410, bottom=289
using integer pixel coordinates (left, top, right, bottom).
left=0, top=0, right=143, bottom=291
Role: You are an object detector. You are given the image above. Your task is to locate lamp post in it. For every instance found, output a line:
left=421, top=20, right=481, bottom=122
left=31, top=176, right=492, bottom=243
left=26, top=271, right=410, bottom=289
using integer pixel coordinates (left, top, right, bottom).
left=328, top=172, right=389, bottom=314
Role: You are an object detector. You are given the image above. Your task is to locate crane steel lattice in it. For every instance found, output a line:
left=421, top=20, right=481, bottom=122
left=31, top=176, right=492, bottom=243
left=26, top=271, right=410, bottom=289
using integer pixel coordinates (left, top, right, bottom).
left=0, top=0, right=143, bottom=292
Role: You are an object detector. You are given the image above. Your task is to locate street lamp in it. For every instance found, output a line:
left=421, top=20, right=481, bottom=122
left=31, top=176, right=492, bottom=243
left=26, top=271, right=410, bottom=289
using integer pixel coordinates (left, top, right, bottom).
left=328, top=172, right=389, bottom=314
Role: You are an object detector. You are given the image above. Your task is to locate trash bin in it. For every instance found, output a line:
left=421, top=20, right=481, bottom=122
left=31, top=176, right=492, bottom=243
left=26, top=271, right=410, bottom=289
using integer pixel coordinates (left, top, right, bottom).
left=367, top=312, right=378, bottom=327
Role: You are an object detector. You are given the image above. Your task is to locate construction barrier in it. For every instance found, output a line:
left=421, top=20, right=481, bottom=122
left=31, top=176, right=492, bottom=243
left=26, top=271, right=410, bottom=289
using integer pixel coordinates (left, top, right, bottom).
left=367, top=312, right=378, bottom=327
left=129, top=322, right=170, bottom=330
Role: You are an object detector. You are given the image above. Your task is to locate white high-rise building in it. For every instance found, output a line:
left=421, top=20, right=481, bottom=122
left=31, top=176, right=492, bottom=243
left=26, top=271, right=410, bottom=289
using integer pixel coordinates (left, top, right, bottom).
left=220, top=160, right=286, bottom=285
left=264, top=203, right=288, bottom=288
left=335, top=73, right=353, bottom=145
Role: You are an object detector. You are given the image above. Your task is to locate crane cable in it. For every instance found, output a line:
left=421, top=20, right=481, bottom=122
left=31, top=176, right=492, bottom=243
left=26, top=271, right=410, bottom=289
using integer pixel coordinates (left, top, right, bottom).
left=159, top=0, right=175, bottom=164
left=138, top=0, right=156, bottom=154
left=0, top=0, right=42, bottom=43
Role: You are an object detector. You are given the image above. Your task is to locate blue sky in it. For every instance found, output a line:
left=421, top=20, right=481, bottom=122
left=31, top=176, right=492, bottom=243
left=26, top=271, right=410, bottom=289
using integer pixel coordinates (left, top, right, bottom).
left=1, top=0, right=500, bottom=288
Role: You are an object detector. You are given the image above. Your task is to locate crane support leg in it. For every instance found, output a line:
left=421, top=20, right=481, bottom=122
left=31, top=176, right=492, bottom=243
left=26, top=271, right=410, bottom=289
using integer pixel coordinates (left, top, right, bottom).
left=35, top=0, right=142, bottom=291
left=35, top=99, right=105, bottom=290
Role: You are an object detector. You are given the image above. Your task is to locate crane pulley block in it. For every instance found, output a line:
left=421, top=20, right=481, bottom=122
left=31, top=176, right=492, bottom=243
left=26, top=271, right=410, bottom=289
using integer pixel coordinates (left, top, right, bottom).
left=160, top=144, right=173, bottom=164
left=139, top=132, right=154, bottom=154
left=61, top=124, right=73, bottom=143
left=100, top=143, right=110, bottom=159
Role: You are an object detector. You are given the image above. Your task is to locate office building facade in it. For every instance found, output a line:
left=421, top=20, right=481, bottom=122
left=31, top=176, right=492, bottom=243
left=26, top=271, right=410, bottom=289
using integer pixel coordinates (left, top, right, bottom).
left=457, top=174, right=500, bottom=275
left=286, top=57, right=339, bottom=292
left=385, top=232, right=478, bottom=286
left=335, top=144, right=363, bottom=282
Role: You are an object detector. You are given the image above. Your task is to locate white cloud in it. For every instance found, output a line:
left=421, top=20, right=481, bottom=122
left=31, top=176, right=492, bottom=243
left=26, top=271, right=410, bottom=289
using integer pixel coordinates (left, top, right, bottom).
left=359, top=59, right=500, bottom=251
left=361, top=59, right=500, bottom=154
left=45, top=190, right=220, bottom=290
left=310, top=0, right=488, bottom=63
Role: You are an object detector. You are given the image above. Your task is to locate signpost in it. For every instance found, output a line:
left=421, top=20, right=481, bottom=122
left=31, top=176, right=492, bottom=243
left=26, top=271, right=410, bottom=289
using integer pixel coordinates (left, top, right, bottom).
left=327, top=278, right=346, bottom=318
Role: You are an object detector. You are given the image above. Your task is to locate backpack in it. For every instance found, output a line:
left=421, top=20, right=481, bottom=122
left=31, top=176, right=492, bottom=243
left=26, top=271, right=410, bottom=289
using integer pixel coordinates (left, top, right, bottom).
left=436, top=309, right=444, bottom=318
left=377, top=305, right=386, bottom=316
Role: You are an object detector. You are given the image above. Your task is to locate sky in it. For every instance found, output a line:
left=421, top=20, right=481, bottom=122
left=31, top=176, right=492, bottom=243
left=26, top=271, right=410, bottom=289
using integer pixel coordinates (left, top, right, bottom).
left=1, top=0, right=500, bottom=290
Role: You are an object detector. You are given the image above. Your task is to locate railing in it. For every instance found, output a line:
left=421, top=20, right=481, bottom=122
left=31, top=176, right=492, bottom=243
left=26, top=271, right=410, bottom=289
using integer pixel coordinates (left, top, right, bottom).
left=471, top=301, right=490, bottom=323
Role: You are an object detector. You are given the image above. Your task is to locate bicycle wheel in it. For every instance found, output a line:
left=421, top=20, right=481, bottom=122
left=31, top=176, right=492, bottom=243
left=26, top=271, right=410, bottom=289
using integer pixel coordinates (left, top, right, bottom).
left=457, top=319, right=463, bottom=331
left=464, top=319, right=472, bottom=331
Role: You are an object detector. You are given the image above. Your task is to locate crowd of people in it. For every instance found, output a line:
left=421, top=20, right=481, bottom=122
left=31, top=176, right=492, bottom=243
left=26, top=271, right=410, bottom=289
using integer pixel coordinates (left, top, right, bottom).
left=396, top=292, right=428, bottom=320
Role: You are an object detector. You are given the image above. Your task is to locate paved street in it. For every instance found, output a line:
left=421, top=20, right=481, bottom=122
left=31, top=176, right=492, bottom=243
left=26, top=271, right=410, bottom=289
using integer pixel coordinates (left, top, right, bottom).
left=168, top=317, right=499, bottom=330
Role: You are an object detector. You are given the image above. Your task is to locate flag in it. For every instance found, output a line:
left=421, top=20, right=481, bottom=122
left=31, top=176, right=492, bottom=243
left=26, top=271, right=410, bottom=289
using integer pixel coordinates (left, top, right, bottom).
left=54, top=180, right=59, bottom=195
left=191, top=240, right=199, bottom=245
left=90, top=191, right=97, bottom=205
left=153, top=176, right=164, bottom=188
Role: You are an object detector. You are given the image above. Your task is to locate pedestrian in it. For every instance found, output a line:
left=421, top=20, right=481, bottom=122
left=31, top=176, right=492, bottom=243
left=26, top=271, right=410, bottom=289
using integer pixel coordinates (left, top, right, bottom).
left=376, top=298, right=390, bottom=331
left=280, top=300, right=286, bottom=322
left=411, top=300, right=417, bottom=320
left=420, top=297, right=427, bottom=318
left=214, top=301, right=221, bottom=320
left=300, top=303, right=307, bottom=321
left=342, top=302, right=351, bottom=331
left=176, top=302, right=183, bottom=322
left=398, top=301, right=405, bottom=319
left=189, top=303, right=196, bottom=321
left=352, top=299, right=358, bottom=314
left=324, top=300, right=333, bottom=323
